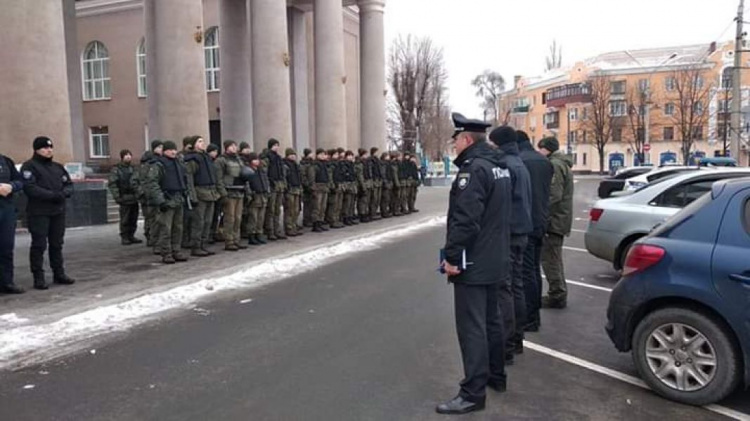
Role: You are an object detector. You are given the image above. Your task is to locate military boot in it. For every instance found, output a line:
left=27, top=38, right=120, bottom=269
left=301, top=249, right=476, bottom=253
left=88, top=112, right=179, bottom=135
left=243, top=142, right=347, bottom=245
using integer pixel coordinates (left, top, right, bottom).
left=191, top=248, right=210, bottom=257
left=236, top=242, right=249, bottom=250
left=129, top=237, right=144, bottom=244
left=121, top=237, right=133, bottom=246
left=162, top=254, right=176, bottom=264
left=256, top=235, right=268, bottom=244
left=225, top=243, right=239, bottom=252
left=312, top=223, right=324, bottom=233
left=33, top=274, right=49, bottom=290
left=173, top=253, right=189, bottom=262
left=248, top=235, right=261, bottom=246
left=54, top=273, right=76, bottom=285
left=201, top=246, right=216, bottom=256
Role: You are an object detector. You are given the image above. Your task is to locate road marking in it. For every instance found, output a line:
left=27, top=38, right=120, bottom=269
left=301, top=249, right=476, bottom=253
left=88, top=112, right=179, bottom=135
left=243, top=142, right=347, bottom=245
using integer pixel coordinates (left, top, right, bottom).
left=563, top=246, right=588, bottom=253
left=567, top=280, right=613, bottom=293
left=571, top=229, right=587, bottom=233
left=523, top=341, right=750, bottom=421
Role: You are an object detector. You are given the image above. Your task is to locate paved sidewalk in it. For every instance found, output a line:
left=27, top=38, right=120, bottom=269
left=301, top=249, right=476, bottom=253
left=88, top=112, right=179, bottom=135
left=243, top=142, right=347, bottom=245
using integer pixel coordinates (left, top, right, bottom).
left=0, top=187, right=449, bottom=330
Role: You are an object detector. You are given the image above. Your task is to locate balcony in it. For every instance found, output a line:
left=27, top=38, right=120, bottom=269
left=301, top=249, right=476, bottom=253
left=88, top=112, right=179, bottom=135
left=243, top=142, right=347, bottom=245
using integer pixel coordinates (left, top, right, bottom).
left=546, top=83, right=592, bottom=108
left=512, top=104, right=530, bottom=113
left=545, top=111, right=560, bottom=130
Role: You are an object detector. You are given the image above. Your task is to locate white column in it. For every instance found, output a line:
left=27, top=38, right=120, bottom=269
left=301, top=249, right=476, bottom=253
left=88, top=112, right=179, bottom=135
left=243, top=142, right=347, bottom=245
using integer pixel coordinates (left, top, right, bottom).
left=359, top=0, right=387, bottom=151
left=219, top=0, right=253, bottom=145
left=314, top=0, right=347, bottom=150
left=63, top=0, right=86, bottom=162
left=144, top=0, right=209, bottom=141
left=251, top=0, right=293, bottom=151
left=0, top=1, right=74, bottom=163
left=289, top=7, right=310, bottom=152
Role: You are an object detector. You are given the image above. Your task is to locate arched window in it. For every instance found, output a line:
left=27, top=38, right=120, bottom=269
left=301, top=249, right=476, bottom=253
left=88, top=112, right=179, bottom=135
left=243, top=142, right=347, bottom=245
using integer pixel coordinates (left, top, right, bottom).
left=137, top=38, right=147, bottom=97
left=82, top=41, right=111, bottom=100
left=721, top=67, right=733, bottom=89
left=204, top=27, right=220, bottom=92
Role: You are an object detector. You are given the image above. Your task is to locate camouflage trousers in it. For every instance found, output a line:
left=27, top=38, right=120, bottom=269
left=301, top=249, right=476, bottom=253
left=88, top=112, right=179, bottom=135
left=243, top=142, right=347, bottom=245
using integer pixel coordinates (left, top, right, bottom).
left=249, top=195, right=268, bottom=235
left=284, top=192, right=301, bottom=234
left=157, top=204, right=184, bottom=256
left=326, top=188, right=343, bottom=224
left=142, top=203, right=160, bottom=246
left=118, top=202, right=139, bottom=239
left=370, top=185, right=382, bottom=217
left=391, top=187, right=403, bottom=215
left=222, top=197, right=244, bottom=246
left=265, top=188, right=284, bottom=237
left=541, top=233, right=567, bottom=302
left=357, top=187, right=371, bottom=218
left=302, top=189, right=313, bottom=227
left=311, top=188, right=328, bottom=223
left=343, top=190, right=356, bottom=220
left=189, top=200, right=215, bottom=249
left=380, top=188, right=392, bottom=217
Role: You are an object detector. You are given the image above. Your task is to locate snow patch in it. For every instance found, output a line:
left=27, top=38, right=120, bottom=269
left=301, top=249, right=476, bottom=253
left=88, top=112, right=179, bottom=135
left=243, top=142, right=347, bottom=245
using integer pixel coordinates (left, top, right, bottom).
left=0, top=217, right=445, bottom=370
left=0, top=313, right=30, bottom=327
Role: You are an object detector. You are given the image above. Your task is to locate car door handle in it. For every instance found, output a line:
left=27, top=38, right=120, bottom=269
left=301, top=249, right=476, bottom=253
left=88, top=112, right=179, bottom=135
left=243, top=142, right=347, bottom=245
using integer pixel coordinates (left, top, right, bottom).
left=729, top=273, right=750, bottom=285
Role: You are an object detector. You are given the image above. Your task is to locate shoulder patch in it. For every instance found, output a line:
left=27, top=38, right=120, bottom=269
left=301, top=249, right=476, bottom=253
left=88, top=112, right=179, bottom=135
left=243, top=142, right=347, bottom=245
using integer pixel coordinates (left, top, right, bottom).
left=457, top=172, right=471, bottom=190
left=23, top=170, right=32, bottom=180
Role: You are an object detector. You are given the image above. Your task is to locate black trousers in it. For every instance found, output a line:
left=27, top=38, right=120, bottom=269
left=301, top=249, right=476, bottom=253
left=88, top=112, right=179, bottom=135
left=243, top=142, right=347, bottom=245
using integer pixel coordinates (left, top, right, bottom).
left=523, top=235, right=544, bottom=327
left=508, top=235, right=528, bottom=349
left=28, top=213, right=66, bottom=278
left=0, top=204, right=17, bottom=286
left=454, top=282, right=505, bottom=403
left=119, top=202, right=139, bottom=239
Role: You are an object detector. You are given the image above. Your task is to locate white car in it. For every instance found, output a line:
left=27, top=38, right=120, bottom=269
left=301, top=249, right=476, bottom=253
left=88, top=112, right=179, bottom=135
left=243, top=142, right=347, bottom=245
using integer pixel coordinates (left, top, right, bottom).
left=622, top=166, right=706, bottom=191
left=585, top=168, right=750, bottom=270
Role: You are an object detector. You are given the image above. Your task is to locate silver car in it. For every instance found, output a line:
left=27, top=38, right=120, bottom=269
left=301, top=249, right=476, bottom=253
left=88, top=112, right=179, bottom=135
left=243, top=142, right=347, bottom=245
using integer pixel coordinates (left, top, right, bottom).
left=585, top=169, right=750, bottom=270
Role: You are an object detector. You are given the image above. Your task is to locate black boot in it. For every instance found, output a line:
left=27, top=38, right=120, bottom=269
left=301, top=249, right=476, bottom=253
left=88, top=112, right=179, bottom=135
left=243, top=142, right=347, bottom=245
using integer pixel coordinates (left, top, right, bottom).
left=121, top=237, right=133, bottom=246
left=256, top=235, right=268, bottom=245
left=248, top=235, right=261, bottom=246
left=0, top=284, right=25, bottom=294
left=129, top=237, right=144, bottom=244
left=33, top=274, right=48, bottom=290
left=312, top=223, right=324, bottom=233
left=53, top=273, right=76, bottom=285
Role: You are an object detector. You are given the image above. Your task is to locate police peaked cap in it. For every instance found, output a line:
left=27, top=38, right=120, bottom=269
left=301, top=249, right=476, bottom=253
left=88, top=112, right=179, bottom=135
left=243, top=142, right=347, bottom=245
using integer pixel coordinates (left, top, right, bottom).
left=451, top=112, right=491, bottom=138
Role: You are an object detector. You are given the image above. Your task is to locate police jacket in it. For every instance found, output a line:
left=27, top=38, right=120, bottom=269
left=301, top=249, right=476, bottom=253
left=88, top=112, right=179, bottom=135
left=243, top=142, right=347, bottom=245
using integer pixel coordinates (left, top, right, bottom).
left=248, top=166, right=271, bottom=194
left=0, top=155, right=23, bottom=207
left=284, top=159, right=302, bottom=189
left=518, top=140, right=553, bottom=239
left=21, top=154, right=73, bottom=216
left=498, top=142, right=533, bottom=238
left=109, top=162, right=138, bottom=205
left=266, top=150, right=285, bottom=186
left=445, top=141, right=512, bottom=286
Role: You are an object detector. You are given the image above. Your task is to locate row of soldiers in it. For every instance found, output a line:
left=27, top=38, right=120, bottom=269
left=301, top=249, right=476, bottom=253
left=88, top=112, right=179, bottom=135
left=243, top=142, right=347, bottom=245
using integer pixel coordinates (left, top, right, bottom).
left=109, top=137, right=422, bottom=264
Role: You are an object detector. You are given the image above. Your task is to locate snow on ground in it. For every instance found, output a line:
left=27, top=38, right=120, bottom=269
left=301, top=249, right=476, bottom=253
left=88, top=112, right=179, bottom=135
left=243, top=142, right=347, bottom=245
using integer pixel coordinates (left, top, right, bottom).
left=0, top=217, right=446, bottom=370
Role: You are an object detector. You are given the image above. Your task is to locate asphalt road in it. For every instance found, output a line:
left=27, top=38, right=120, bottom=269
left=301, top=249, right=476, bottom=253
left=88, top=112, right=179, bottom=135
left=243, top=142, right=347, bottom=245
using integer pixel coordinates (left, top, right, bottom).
left=1, top=179, right=748, bottom=420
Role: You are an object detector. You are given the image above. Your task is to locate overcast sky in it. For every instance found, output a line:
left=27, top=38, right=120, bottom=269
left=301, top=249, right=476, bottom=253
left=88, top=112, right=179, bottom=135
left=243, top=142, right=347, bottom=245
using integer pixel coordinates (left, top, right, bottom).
left=383, top=0, right=741, bottom=120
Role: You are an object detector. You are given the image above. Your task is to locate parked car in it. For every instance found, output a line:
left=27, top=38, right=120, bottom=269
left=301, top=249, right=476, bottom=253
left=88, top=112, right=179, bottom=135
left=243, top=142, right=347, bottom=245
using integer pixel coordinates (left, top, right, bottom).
left=606, top=177, right=750, bottom=405
left=699, top=157, right=737, bottom=167
left=585, top=168, right=750, bottom=270
left=598, top=167, right=652, bottom=198
left=622, top=166, right=704, bottom=192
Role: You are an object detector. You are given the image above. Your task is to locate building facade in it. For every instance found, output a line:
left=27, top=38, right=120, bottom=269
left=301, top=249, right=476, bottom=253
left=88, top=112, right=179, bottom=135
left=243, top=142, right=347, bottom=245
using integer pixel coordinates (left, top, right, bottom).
left=499, top=42, right=750, bottom=172
left=0, top=0, right=387, bottom=171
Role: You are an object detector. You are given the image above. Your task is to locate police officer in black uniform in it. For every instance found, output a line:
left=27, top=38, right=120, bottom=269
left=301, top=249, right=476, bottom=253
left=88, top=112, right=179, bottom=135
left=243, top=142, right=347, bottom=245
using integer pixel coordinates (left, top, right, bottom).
left=21, top=136, right=76, bottom=290
left=0, top=153, right=25, bottom=294
left=437, top=113, right=512, bottom=415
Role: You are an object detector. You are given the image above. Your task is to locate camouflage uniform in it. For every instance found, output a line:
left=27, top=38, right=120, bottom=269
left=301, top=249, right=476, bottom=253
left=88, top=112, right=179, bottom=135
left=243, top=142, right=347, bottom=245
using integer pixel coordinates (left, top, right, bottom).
left=215, top=152, right=246, bottom=249
left=247, top=163, right=270, bottom=241
left=308, top=157, right=330, bottom=231
left=300, top=155, right=314, bottom=227
left=369, top=154, right=383, bottom=220
left=379, top=153, right=393, bottom=218
left=264, top=148, right=288, bottom=239
left=390, top=154, right=403, bottom=216
left=341, top=156, right=357, bottom=225
left=355, top=154, right=372, bottom=222
left=283, top=151, right=303, bottom=236
left=184, top=149, right=221, bottom=255
left=137, top=151, right=161, bottom=247
left=108, top=161, right=140, bottom=244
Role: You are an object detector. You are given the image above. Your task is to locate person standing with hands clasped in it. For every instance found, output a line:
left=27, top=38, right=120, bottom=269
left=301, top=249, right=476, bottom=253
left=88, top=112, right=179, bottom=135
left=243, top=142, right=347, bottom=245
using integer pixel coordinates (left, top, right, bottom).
left=437, top=113, right=512, bottom=415
left=0, top=152, right=24, bottom=294
left=21, top=136, right=76, bottom=290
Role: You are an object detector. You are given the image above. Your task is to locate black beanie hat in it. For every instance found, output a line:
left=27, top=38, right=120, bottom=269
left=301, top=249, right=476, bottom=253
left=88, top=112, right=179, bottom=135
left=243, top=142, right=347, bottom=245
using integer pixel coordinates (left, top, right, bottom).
left=151, top=140, right=164, bottom=151
left=316, top=148, right=326, bottom=156
left=285, top=148, right=297, bottom=157
left=120, top=149, right=132, bottom=159
left=370, top=147, right=379, bottom=156
left=207, top=144, right=219, bottom=154
left=303, top=148, right=312, bottom=157
left=183, top=136, right=195, bottom=148
left=247, top=152, right=259, bottom=161
left=381, top=152, right=389, bottom=159
left=268, top=138, right=280, bottom=149
left=239, top=142, right=250, bottom=152
left=489, top=126, right=518, bottom=147
left=33, top=136, right=53, bottom=150
left=337, top=147, right=345, bottom=154
left=516, top=130, right=530, bottom=144
left=539, top=137, right=560, bottom=152
left=358, top=148, right=367, bottom=157
left=163, top=141, right=178, bottom=151
left=345, top=150, right=355, bottom=157
left=328, top=149, right=337, bottom=156
left=223, top=140, right=237, bottom=150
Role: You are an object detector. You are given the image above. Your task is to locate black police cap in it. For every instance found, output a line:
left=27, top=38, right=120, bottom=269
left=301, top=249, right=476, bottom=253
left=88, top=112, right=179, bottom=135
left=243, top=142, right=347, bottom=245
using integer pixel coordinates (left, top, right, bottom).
left=451, top=112, right=491, bottom=138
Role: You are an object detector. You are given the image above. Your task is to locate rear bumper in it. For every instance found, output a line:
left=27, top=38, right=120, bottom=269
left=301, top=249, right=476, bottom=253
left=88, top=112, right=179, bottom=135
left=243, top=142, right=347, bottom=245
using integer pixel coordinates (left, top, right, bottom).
left=585, top=226, right=619, bottom=263
left=605, top=275, right=647, bottom=352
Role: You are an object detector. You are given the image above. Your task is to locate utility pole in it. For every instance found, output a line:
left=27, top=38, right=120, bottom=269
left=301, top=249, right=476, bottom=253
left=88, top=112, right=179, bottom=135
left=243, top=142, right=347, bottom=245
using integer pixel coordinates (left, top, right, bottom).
left=731, top=0, right=744, bottom=161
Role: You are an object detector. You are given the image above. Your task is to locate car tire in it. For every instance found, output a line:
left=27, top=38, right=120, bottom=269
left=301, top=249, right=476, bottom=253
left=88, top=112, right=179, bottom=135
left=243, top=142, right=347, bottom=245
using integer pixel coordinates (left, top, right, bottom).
left=617, top=238, right=638, bottom=271
left=632, top=307, right=741, bottom=406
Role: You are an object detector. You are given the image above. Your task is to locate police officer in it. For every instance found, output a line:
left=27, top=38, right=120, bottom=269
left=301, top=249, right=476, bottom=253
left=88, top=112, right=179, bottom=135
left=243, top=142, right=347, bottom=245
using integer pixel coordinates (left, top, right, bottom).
left=369, top=147, right=383, bottom=220
left=489, top=126, right=533, bottom=362
left=437, top=114, right=512, bottom=415
left=389, top=152, right=402, bottom=216
left=283, top=148, right=303, bottom=237
left=300, top=148, right=314, bottom=228
left=0, top=152, right=24, bottom=294
left=355, top=149, right=372, bottom=223
left=379, top=152, right=393, bottom=218
left=21, top=136, right=76, bottom=289
left=342, top=150, right=357, bottom=225
left=109, top=149, right=142, bottom=246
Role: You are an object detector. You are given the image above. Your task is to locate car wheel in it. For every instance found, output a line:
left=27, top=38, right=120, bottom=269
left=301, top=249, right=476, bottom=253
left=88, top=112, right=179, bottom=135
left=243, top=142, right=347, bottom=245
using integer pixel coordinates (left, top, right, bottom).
left=632, top=307, right=741, bottom=406
left=617, top=238, right=638, bottom=270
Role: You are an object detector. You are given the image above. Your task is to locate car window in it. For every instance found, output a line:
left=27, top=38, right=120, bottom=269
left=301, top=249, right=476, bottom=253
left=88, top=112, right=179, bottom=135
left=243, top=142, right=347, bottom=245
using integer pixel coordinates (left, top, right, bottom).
left=651, top=179, right=714, bottom=208
left=649, top=192, right=712, bottom=237
left=744, top=198, right=750, bottom=235
left=646, top=168, right=693, bottom=183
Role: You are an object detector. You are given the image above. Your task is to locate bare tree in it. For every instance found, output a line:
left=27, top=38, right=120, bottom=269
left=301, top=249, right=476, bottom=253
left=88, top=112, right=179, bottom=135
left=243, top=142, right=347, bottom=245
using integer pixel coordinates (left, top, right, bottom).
left=471, top=70, right=505, bottom=124
left=670, top=65, right=716, bottom=164
left=624, top=86, right=648, bottom=165
left=580, top=75, right=615, bottom=174
left=545, top=40, right=563, bottom=72
left=388, top=35, right=448, bottom=154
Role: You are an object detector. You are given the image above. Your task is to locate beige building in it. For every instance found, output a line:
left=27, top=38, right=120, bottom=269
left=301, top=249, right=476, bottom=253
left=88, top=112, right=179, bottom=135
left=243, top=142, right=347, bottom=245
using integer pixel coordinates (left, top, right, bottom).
left=0, top=0, right=387, bottom=171
left=499, top=42, right=750, bottom=172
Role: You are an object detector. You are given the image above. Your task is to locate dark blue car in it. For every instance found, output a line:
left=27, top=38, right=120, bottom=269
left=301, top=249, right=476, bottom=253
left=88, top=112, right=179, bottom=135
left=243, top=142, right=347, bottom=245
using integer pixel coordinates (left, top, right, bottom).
left=606, top=177, right=750, bottom=405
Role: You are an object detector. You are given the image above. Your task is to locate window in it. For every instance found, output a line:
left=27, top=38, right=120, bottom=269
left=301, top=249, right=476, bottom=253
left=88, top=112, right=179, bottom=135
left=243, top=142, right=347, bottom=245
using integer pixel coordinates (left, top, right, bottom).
left=82, top=41, right=111, bottom=100
left=638, top=105, right=647, bottom=116
left=694, top=102, right=704, bottom=116
left=638, top=78, right=650, bottom=92
left=569, top=108, right=578, bottom=121
left=137, top=39, right=147, bottom=97
left=582, top=130, right=587, bottom=143
left=613, top=127, right=623, bottom=142
left=664, top=127, right=674, bottom=140
left=569, top=130, right=578, bottom=143
left=722, top=67, right=734, bottom=89
left=582, top=107, right=588, bottom=120
left=693, top=125, right=704, bottom=140
left=89, top=126, right=110, bottom=158
left=693, top=76, right=704, bottom=90
left=582, top=153, right=587, bottom=166
left=204, top=27, right=220, bottom=92
left=611, top=81, right=626, bottom=95
left=653, top=180, right=713, bottom=208
left=664, top=102, right=675, bottom=116
left=719, top=98, right=731, bottom=113
left=609, top=100, right=627, bottom=116
left=665, top=76, right=676, bottom=91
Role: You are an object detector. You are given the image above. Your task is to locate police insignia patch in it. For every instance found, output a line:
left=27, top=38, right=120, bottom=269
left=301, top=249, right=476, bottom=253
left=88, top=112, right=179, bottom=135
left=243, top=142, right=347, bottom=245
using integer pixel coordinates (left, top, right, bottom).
left=457, top=173, right=470, bottom=190
left=23, top=171, right=32, bottom=180
left=62, top=175, right=68, bottom=182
